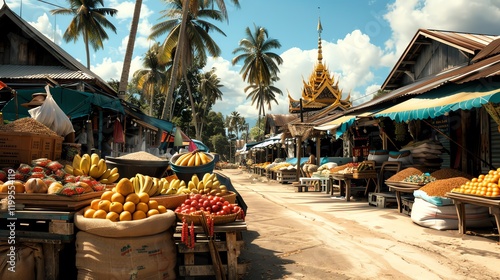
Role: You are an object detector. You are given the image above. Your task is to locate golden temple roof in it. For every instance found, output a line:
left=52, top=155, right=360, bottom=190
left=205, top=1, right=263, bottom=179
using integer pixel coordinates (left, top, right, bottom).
left=289, top=17, right=351, bottom=113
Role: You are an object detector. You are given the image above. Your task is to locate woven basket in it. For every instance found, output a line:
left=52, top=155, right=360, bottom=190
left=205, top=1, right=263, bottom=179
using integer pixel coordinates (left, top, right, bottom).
left=221, top=191, right=236, bottom=204
left=176, top=210, right=239, bottom=225
left=151, top=194, right=189, bottom=210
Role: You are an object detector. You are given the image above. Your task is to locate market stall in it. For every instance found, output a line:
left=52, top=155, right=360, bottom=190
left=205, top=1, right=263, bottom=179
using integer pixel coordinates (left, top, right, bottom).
left=0, top=118, right=248, bottom=279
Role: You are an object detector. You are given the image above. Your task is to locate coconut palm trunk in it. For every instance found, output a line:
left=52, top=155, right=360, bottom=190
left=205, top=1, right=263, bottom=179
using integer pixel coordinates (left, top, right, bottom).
left=118, top=0, right=143, bottom=96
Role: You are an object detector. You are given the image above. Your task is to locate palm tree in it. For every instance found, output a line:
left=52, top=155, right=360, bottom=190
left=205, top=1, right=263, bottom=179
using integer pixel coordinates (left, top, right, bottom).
left=51, top=0, right=117, bottom=69
left=118, top=0, right=143, bottom=97
left=195, top=67, right=224, bottom=139
left=232, top=25, right=283, bottom=86
left=154, top=0, right=240, bottom=121
left=228, top=111, right=241, bottom=139
left=232, top=25, right=283, bottom=139
left=150, top=0, right=228, bottom=139
left=133, top=42, right=170, bottom=116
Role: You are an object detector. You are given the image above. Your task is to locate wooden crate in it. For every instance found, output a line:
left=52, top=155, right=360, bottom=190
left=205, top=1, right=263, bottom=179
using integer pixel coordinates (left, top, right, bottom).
left=175, top=220, right=248, bottom=279
left=368, top=192, right=397, bottom=208
left=401, top=197, right=415, bottom=216
left=276, top=170, right=297, bottom=184
left=0, top=131, right=63, bottom=167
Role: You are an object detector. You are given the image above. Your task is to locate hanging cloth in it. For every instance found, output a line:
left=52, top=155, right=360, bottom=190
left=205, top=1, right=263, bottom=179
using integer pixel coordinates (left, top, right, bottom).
left=113, top=118, right=125, bottom=143
left=188, top=140, right=197, bottom=152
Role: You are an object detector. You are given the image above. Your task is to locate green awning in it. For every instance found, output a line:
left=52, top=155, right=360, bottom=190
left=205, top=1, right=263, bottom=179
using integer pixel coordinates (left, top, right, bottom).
left=1, top=87, right=124, bottom=121
left=374, top=82, right=500, bottom=122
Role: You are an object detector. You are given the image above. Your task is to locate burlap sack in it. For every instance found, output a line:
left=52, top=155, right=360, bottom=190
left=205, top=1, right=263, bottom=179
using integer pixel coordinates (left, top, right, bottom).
left=0, top=242, right=44, bottom=280
left=74, top=210, right=176, bottom=238
left=75, top=231, right=176, bottom=280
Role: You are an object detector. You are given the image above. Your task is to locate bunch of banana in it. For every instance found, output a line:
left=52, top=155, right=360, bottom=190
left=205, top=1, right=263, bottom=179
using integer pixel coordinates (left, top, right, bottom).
left=188, top=173, right=228, bottom=196
left=131, top=173, right=163, bottom=197
left=160, top=178, right=188, bottom=195
left=174, top=150, right=212, bottom=167
left=70, top=153, right=120, bottom=183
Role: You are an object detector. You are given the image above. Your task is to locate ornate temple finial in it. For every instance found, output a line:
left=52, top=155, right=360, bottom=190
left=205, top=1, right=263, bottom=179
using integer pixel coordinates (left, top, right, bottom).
left=317, top=8, right=323, bottom=64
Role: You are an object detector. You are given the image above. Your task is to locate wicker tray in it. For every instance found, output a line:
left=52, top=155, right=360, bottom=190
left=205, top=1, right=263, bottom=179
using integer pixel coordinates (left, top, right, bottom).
left=221, top=191, right=236, bottom=204
left=176, top=210, right=239, bottom=225
left=151, top=194, right=189, bottom=209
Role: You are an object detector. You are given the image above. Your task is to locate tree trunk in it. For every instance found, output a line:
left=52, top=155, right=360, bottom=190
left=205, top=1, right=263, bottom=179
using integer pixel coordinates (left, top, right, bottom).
left=118, top=0, right=143, bottom=98
left=183, top=71, right=200, bottom=139
left=161, top=0, right=190, bottom=120
left=84, top=30, right=90, bottom=69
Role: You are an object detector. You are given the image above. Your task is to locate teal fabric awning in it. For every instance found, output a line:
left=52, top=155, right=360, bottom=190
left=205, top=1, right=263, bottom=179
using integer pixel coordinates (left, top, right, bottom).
left=1, top=87, right=124, bottom=121
left=374, top=82, right=500, bottom=122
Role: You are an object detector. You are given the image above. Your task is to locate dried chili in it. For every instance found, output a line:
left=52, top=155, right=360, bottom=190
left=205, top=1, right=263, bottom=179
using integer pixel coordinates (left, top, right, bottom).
left=189, top=221, right=195, bottom=249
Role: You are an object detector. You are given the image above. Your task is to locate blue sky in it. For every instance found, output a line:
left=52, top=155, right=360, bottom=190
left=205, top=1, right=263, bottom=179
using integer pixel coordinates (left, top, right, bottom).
left=3, top=0, right=500, bottom=129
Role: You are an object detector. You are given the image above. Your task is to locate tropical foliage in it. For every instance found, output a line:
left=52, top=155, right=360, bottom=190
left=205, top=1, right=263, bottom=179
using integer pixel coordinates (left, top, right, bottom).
left=51, top=0, right=117, bottom=69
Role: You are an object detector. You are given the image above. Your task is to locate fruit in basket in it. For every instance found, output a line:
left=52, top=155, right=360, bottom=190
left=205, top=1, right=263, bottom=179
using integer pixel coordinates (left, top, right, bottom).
left=116, top=178, right=134, bottom=196
left=24, top=178, right=48, bottom=193
left=71, top=153, right=119, bottom=183
left=130, top=173, right=163, bottom=197
left=175, top=193, right=241, bottom=216
left=174, top=150, right=212, bottom=166
left=0, top=180, right=25, bottom=193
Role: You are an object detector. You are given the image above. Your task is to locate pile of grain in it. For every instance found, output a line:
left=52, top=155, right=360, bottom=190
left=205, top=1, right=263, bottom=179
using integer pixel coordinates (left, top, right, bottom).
left=0, top=117, right=59, bottom=137
left=118, top=151, right=164, bottom=161
left=387, top=167, right=430, bottom=181
left=430, top=168, right=473, bottom=180
left=419, top=177, right=470, bottom=196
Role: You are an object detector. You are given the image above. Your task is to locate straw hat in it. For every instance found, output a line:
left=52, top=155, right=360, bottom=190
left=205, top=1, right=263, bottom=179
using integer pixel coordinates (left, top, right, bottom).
left=21, top=92, right=47, bottom=108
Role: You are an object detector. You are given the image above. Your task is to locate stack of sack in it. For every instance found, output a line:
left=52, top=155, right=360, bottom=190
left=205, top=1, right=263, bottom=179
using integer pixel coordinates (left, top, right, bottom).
left=401, top=140, right=444, bottom=168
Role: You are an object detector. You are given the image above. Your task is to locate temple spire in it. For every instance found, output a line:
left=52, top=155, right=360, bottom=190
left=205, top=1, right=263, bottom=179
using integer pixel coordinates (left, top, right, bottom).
left=317, top=16, right=323, bottom=64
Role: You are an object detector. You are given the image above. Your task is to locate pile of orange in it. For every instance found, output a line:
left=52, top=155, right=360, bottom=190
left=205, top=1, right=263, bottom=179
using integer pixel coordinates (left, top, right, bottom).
left=84, top=178, right=167, bottom=221
left=452, top=169, right=500, bottom=197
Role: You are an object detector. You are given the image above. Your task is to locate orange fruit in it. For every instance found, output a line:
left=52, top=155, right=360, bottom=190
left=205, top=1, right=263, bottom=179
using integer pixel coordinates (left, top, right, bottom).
left=84, top=208, right=96, bottom=218
left=147, top=209, right=160, bottom=217
left=148, top=200, right=158, bottom=210
left=116, top=178, right=134, bottom=196
left=125, top=193, right=140, bottom=204
left=138, top=192, right=150, bottom=203
left=157, top=205, right=167, bottom=213
left=136, top=202, right=149, bottom=213
left=93, top=209, right=107, bottom=219
left=90, top=199, right=101, bottom=210
left=132, top=210, right=146, bottom=220
left=98, top=200, right=111, bottom=212
left=106, top=211, right=119, bottom=222
left=123, top=201, right=136, bottom=213
left=111, top=192, right=125, bottom=204
left=101, top=190, right=114, bottom=201
left=119, top=211, right=132, bottom=221
left=109, top=202, right=123, bottom=213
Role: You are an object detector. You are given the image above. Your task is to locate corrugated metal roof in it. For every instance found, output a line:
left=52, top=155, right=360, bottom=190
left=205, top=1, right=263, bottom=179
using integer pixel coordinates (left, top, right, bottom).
left=0, top=5, right=116, bottom=95
left=0, top=65, right=94, bottom=80
left=472, top=38, right=500, bottom=62
left=381, top=29, right=499, bottom=91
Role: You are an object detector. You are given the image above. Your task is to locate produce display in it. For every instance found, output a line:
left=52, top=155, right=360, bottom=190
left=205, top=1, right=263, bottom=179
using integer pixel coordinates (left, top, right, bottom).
left=130, top=173, right=165, bottom=197
left=334, top=162, right=359, bottom=174
left=451, top=169, right=500, bottom=197
left=161, top=173, right=229, bottom=196
left=0, top=158, right=106, bottom=196
left=173, top=150, right=212, bottom=166
left=83, top=178, right=167, bottom=221
left=402, top=173, right=436, bottom=185
left=67, top=153, right=119, bottom=184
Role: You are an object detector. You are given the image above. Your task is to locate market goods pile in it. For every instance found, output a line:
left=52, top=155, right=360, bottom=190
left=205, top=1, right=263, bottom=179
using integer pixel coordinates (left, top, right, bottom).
left=0, top=117, right=59, bottom=137
left=0, top=158, right=106, bottom=196
left=173, top=150, right=213, bottom=166
left=83, top=178, right=167, bottom=221
left=451, top=169, right=500, bottom=197
left=67, top=153, right=119, bottom=184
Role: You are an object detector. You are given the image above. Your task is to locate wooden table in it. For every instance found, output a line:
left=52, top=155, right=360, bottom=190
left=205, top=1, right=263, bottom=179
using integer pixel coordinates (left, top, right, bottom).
left=446, top=192, right=500, bottom=242
left=386, top=181, right=424, bottom=213
left=329, top=172, right=378, bottom=201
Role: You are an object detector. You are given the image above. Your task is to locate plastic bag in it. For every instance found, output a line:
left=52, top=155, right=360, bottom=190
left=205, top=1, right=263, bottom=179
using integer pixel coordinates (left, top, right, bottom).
left=28, top=85, right=75, bottom=137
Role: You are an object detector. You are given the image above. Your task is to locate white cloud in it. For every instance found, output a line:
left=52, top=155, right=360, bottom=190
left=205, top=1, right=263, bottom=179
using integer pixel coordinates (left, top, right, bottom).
left=28, top=13, right=63, bottom=44
left=92, top=56, right=142, bottom=83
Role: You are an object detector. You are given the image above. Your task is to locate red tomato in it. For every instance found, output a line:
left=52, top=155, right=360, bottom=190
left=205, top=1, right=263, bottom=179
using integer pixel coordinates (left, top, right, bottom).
left=223, top=201, right=230, bottom=206
left=203, top=200, right=211, bottom=208
left=191, top=200, right=198, bottom=208
left=232, top=206, right=241, bottom=213
left=212, top=204, right=220, bottom=212
left=222, top=205, right=231, bottom=212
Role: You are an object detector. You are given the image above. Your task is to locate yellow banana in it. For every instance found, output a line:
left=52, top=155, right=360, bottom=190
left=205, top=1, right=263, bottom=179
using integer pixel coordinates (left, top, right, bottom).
left=197, top=181, right=204, bottom=191
left=202, top=173, right=211, bottom=185
left=64, top=164, right=74, bottom=175
left=73, top=168, right=84, bottom=176
left=89, top=164, right=101, bottom=178
left=166, top=188, right=176, bottom=195
left=91, top=153, right=100, bottom=166
left=176, top=186, right=187, bottom=194
left=199, top=152, right=211, bottom=165
left=72, top=154, right=82, bottom=170
left=100, top=178, right=109, bottom=184
left=194, top=152, right=201, bottom=166
left=80, top=154, right=91, bottom=175
left=106, top=173, right=120, bottom=184
left=175, top=152, right=191, bottom=166
left=109, top=167, right=119, bottom=175
left=205, top=179, right=213, bottom=190
left=212, top=179, right=221, bottom=189
left=171, top=179, right=180, bottom=190
left=142, top=175, right=153, bottom=194
left=191, top=174, right=199, bottom=186
left=188, top=181, right=196, bottom=190
left=99, top=169, right=111, bottom=180
left=97, top=159, right=107, bottom=177
left=187, top=154, right=196, bottom=167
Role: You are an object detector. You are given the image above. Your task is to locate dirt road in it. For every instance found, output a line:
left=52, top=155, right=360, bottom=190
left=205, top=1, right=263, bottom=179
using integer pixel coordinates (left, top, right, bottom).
left=220, top=169, right=500, bottom=280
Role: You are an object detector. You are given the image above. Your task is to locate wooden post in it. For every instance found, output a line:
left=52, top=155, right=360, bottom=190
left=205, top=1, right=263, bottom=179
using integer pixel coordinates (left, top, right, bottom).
left=296, top=135, right=302, bottom=180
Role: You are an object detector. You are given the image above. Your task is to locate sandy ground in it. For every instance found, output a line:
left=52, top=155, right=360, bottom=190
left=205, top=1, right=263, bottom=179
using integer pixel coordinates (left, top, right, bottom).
left=218, top=169, right=500, bottom=280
